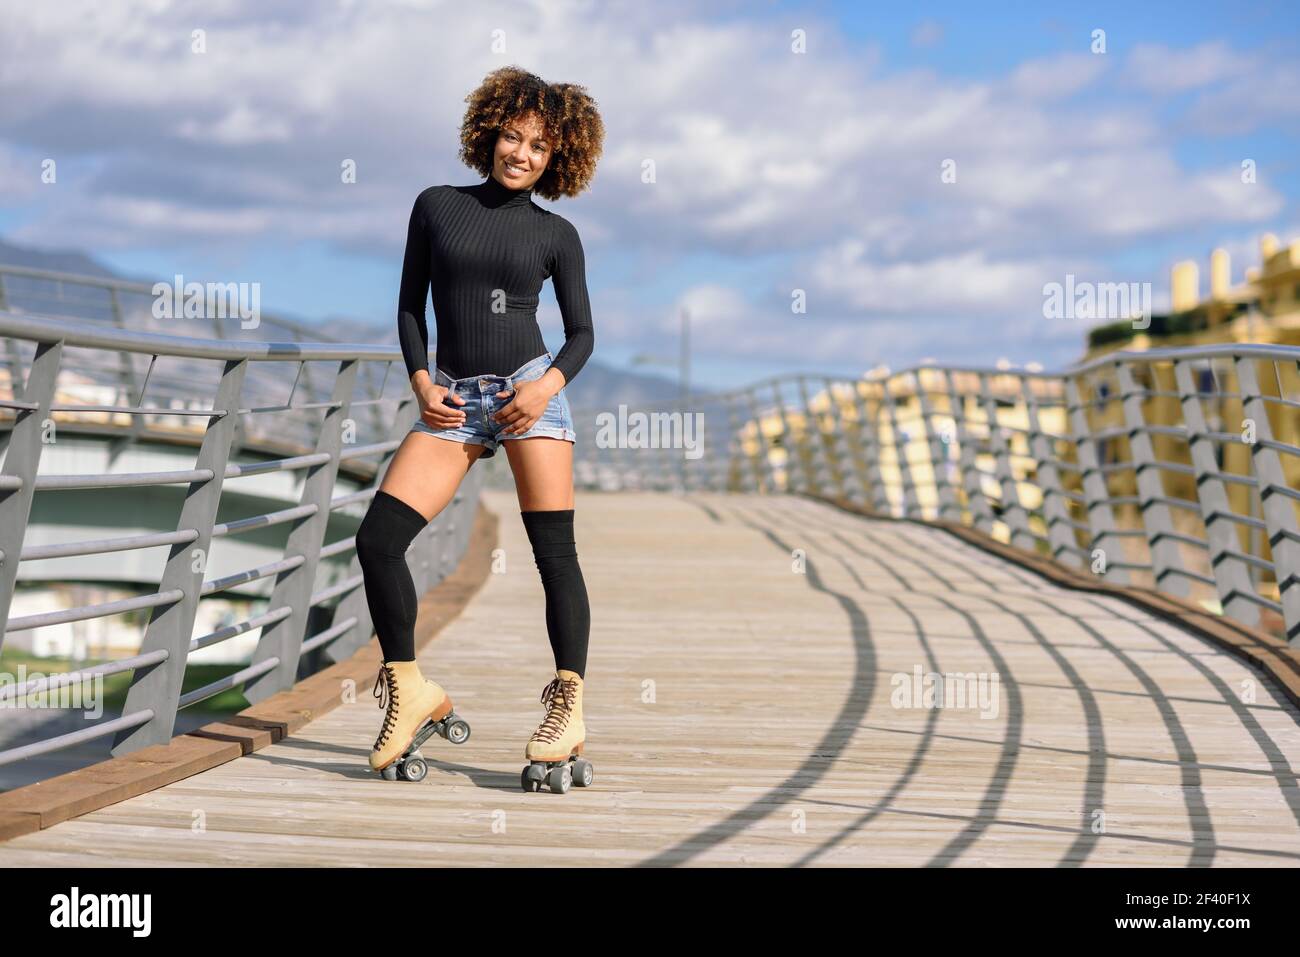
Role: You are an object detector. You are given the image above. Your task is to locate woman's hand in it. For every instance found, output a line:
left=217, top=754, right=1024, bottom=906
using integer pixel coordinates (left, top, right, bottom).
left=416, top=379, right=467, bottom=430
left=493, top=378, right=553, bottom=435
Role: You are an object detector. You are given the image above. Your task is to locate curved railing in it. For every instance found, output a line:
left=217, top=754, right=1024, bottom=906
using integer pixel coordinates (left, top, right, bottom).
left=0, top=264, right=394, bottom=452
left=571, top=343, right=1300, bottom=645
left=0, top=309, right=482, bottom=772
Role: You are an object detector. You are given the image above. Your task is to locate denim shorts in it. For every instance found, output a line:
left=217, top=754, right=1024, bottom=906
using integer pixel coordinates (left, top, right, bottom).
left=410, top=351, right=576, bottom=459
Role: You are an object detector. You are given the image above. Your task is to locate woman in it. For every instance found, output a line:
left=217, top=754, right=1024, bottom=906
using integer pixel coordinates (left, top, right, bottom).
left=354, top=66, right=603, bottom=792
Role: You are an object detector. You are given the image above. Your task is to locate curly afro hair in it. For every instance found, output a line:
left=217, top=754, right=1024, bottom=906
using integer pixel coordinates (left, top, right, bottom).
left=458, top=65, right=604, bottom=201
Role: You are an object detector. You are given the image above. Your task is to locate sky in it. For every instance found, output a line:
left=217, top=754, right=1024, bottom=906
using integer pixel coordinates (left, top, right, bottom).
left=1, top=0, right=1297, bottom=387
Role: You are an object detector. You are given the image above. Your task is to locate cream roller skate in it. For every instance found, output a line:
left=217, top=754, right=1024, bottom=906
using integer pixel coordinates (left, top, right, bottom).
left=520, top=669, right=592, bottom=794
left=370, top=659, right=470, bottom=783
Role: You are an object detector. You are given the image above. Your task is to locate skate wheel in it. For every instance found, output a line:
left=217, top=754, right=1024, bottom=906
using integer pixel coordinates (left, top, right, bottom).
left=402, top=758, right=428, bottom=783
left=521, top=763, right=545, bottom=793
left=445, top=717, right=471, bottom=745
left=380, top=765, right=398, bottom=782
left=571, top=757, right=594, bottom=788
left=547, top=764, right=572, bottom=794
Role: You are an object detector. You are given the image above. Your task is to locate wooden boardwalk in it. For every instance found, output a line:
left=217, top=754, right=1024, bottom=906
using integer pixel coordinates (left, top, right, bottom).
left=3, top=491, right=1300, bottom=866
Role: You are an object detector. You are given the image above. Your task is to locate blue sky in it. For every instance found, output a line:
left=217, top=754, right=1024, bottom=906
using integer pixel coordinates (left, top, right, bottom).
left=1, top=0, right=1297, bottom=387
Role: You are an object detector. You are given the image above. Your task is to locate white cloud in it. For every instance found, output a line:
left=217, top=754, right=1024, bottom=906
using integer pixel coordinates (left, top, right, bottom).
left=1005, top=52, right=1108, bottom=100
left=0, top=2, right=1291, bottom=374
left=1124, top=42, right=1250, bottom=94
left=911, top=19, right=944, bottom=49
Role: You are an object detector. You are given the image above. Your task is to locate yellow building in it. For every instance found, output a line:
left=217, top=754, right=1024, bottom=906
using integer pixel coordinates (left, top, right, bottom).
left=1075, top=233, right=1300, bottom=624
left=1086, top=232, right=1300, bottom=356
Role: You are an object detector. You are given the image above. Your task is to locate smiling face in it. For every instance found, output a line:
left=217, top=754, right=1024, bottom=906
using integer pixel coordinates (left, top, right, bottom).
left=492, top=112, right=553, bottom=191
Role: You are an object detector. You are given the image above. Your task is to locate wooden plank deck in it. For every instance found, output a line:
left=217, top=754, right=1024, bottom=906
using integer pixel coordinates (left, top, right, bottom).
left=3, top=490, right=1299, bottom=866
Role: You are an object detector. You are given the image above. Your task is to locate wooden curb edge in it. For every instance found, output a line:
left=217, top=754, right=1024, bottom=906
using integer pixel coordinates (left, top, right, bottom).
left=0, top=502, right=499, bottom=843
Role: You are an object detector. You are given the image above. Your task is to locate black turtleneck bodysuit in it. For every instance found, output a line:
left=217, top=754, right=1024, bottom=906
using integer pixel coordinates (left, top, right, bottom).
left=397, top=175, right=594, bottom=387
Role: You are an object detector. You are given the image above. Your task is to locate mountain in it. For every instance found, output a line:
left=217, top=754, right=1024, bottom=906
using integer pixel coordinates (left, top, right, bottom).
left=0, top=237, right=123, bottom=279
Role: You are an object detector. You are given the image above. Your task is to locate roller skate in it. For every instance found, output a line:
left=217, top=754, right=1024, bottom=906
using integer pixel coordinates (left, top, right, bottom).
left=370, top=659, right=470, bottom=783
left=520, top=669, right=592, bottom=794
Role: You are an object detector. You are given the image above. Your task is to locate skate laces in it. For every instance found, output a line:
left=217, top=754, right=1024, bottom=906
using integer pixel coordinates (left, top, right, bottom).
left=372, top=666, right=400, bottom=749
left=531, top=676, right=578, bottom=744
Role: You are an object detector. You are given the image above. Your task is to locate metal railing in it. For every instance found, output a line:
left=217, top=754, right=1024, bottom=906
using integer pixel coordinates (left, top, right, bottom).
left=0, top=265, right=393, bottom=452
left=0, top=309, right=481, bottom=769
left=571, top=343, right=1300, bottom=645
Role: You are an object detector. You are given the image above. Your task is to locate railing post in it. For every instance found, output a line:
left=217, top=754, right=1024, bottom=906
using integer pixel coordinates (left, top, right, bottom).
left=105, top=288, right=146, bottom=462
left=851, top=379, right=891, bottom=513
left=1117, top=361, right=1187, bottom=596
left=722, top=394, right=750, bottom=493
left=916, top=368, right=960, bottom=523
left=945, top=369, right=994, bottom=534
left=0, top=339, right=64, bottom=650
left=981, top=371, right=1035, bottom=551
left=113, top=358, right=248, bottom=753
left=769, top=381, right=800, bottom=494
left=796, top=376, right=833, bottom=497
left=1067, top=372, right=1128, bottom=584
left=882, top=375, right=922, bottom=519
left=745, top=388, right=779, bottom=493
left=244, top=358, right=360, bottom=702
left=1021, top=375, right=1081, bottom=567
left=1174, top=359, right=1258, bottom=626
left=818, top=377, right=858, bottom=504
left=1235, top=356, right=1300, bottom=644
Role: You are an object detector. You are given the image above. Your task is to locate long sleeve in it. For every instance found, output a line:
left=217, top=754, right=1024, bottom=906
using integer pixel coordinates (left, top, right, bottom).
left=546, top=213, right=594, bottom=386
left=397, top=190, right=433, bottom=379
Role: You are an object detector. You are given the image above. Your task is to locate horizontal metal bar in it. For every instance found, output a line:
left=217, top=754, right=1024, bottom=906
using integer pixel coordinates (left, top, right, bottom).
left=211, top=504, right=318, bottom=539
left=318, top=536, right=357, bottom=560
left=1214, top=549, right=1274, bottom=574
left=1264, top=484, right=1300, bottom=505
left=299, top=616, right=360, bottom=654
left=1038, top=456, right=1082, bottom=473
left=1142, top=424, right=1190, bottom=439
left=1159, top=566, right=1218, bottom=588
left=330, top=487, right=379, bottom=510
left=34, top=468, right=214, bottom=490
left=20, top=528, right=198, bottom=562
left=338, top=439, right=401, bottom=462
left=190, top=604, right=293, bottom=653
left=5, top=588, right=184, bottom=632
left=310, top=573, right=364, bottom=606
left=0, top=309, right=402, bottom=363
left=1053, top=488, right=1087, bottom=503
left=0, top=709, right=154, bottom=769
left=0, top=649, right=168, bottom=702
left=236, top=399, right=343, bottom=415
left=224, top=451, right=331, bottom=478
left=201, top=555, right=306, bottom=596
left=1047, top=515, right=1091, bottom=532
left=177, top=656, right=280, bottom=710
left=47, top=404, right=227, bottom=416
left=1143, top=493, right=1202, bottom=512
left=1150, top=529, right=1210, bottom=549
left=1201, top=509, right=1268, bottom=532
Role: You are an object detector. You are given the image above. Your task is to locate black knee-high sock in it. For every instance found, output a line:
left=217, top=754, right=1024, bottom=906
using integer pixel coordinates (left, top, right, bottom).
left=355, top=490, right=428, bottom=662
left=521, top=509, right=590, bottom=677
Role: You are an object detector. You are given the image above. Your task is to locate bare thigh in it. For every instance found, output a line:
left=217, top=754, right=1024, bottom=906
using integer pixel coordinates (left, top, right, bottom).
left=503, top=436, right=574, bottom=510
left=379, top=432, right=488, bottom=521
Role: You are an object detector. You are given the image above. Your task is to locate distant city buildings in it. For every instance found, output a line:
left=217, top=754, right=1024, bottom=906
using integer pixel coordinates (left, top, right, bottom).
left=1086, top=232, right=1300, bottom=357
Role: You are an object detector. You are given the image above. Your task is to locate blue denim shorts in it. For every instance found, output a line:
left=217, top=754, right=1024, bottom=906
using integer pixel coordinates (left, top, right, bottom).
left=410, top=351, right=576, bottom=459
